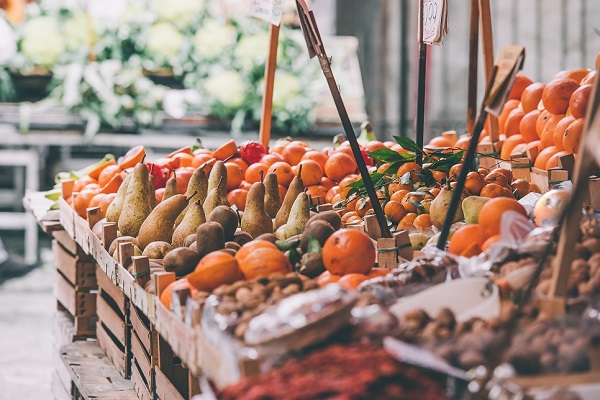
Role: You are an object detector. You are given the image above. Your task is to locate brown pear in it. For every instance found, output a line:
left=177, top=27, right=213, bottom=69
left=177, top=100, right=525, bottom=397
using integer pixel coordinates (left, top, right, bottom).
left=264, top=172, right=281, bottom=218
left=172, top=200, right=206, bottom=248
left=241, top=180, right=273, bottom=239
left=137, top=194, right=188, bottom=249
left=203, top=176, right=230, bottom=216
left=162, top=176, right=179, bottom=201
left=176, top=166, right=209, bottom=225
left=118, top=163, right=153, bottom=237
left=105, top=173, right=132, bottom=222
left=275, top=167, right=304, bottom=229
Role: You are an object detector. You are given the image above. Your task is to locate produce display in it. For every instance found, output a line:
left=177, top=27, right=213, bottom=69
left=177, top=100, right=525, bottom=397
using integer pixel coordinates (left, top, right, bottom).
left=42, top=48, right=600, bottom=398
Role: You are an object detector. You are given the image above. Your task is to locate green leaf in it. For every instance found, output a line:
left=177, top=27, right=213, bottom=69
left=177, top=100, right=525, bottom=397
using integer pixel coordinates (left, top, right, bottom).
left=347, top=172, right=384, bottom=189
left=393, top=136, right=423, bottom=155
left=368, top=148, right=413, bottom=163
left=307, top=237, right=322, bottom=254
left=427, top=150, right=464, bottom=173
left=412, top=201, right=426, bottom=215
left=417, top=169, right=436, bottom=186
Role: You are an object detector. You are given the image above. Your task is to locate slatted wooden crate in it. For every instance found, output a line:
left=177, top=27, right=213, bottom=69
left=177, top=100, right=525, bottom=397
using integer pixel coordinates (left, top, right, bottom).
left=52, top=231, right=97, bottom=338
left=130, top=303, right=157, bottom=399
left=154, top=335, right=200, bottom=400
left=96, top=265, right=131, bottom=379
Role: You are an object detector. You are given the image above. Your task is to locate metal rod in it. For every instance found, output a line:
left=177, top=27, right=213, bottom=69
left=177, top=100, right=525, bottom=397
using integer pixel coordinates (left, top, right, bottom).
left=416, top=0, right=427, bottom=166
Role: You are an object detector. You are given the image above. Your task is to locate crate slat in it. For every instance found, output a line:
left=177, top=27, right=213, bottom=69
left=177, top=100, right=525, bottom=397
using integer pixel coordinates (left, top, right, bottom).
left=96, top=322, right=129, bottom=379
left=131, top=331, right=152, bottom=388
left=97, top=292, right=126, bottom=346
left=154, top=367, right=185, bottom=400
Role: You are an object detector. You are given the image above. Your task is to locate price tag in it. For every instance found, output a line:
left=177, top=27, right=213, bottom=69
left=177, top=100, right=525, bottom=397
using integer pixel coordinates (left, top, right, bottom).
left=250, top=0, right=283, bottom=26
left=420, top=0, right=448, bottom=46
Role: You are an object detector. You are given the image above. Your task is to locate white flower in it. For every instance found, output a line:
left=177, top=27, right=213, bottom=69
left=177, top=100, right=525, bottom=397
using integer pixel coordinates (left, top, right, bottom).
left=235, top=32, right=269, bottom=69
left=0, top=17, right=17, bottom=65
left=272, top=72, right=302, bottom=108
left=147, top=22, right=184, bottom=60
left=21, top=16, right=65, bottom=67
left=63, top=13, right=91, bottom=51
left=155, top=0, right=204, bottom=26
left=193, top=20, right=235, bottom=59
left=204, top=70, right=246, bottom=108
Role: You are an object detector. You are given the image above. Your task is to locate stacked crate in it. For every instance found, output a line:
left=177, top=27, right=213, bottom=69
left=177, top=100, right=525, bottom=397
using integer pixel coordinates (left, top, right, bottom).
left=129, top=303, right=156, bottom=400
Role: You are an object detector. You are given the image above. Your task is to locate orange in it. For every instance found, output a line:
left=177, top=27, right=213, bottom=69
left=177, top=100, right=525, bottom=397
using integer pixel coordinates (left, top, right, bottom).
left=569, top=84, right=592, bottom=119
left=481, top=234, right=500, bottom=251
left=320, top=177, right=335, bottom=190
left=166, top=146, right=192, bottom=158
left=281, top=142, right=307, bottom=166
left=397, top=212, right=418, bottom=232
left=365, top=141, right=386, bottom=153
left=533, top=146, right=558, bottom=170
left=188, top=251, right=243, bottom=291
left=454, top=135, right=471, bottom=149
left=212, top=140, right=238, bottom=161
left=354, top=198, right=373, bottom=217
left=521, top=82, right=546, bottom=113
left=566, top=69, right=591, bottom=83
left=396, top=162, right=421, bottom=181
left=508, top=73, right=533, bottom=100
left=341, top=211, right=360, bottom=224
left=245, top=162, right=269, bottom=184
left=326, top=186, right=339, bottom=203
left=510, top=143, right=528, bottom=158
left=367, top=268, right=390, bottom=279
left=260, top=153, right=284, bottom=167
left=73, top=175, right=97, bottom=192
left=224, top=162, right=244, bottom=191
left=229, top=157, right=249, bottom=176
left=301, top=150, right=328, bottom=171
left=322, top=229, right=375, bottom=275
left=504, top=107, right=525, bottom=138
left=519, top=110, right=541, bottom=142
left=118, top=145, right=146, bottom=170
left=563, top=118, right=584, bottom=154
left=480, top=183, right=509, bottom=198
left=97, top=164, right=122, bottom=188
left=495, top=168, right=513, bottom=184
left=98, top=192, right=117, bottom=216
left=324, top=152, right=357, bottom=182
left=172, top=152, right=194, bottom=167
left=384, top=200, right=406, bottom=223
left=545, top=150, right=569, bottom=170
left=337, top=273, right=369, bottom=290
left=581, top=70, right=596, bottom=85
left=500, top=134, right=525, bottom=160
left=542, top=78, right=580, bottom=114
left=334, top=143, right=355, bottom=158
left=270, top=161, right=294, bottom=187
left=99, top=173, right=124, bottom=194
left=427, top=136, right=453, bottom=148
left=73, top=189, right=99, bottom=218
left=448, top=224, right=487, bottom=255
left=278, top=184, right=287, bottom=201
left=155, top=188, right=165, bottom=204
left=239, top=181, right=252, bottom=191
left=88, top=192, right=106, bottom=209
left=390, top=189, right=410, bottom=203
left=413, top=214, right=433, bottom=234
left=478, top=197, right=527, bottom=238
left=485, top=171, right=510, bottom=188
left=511, top=179, right=530, bottom=199
left=306, top=185, right=328, bottom=200
left=88, top=159, right=117, bottom=181
left=192, top=153, right=213, bottom=169
left=536, top=110, right=552, bottom=138
left=553, top=116, right=575, bottom=151
left=269, top=142, right=287, bottom=155
left=174, top=167, right=194, bottom=194
left=296, top=159, right=323, bottom=186
left=540, top=114, right=565, bottom=148
left=160, top=279, right=191, bottom=310
left=498, top=99, right=520, bottom=134
left=316, top=271, right=341, bottom=287
left=465, top=171, right=486, bottom=195
left=235, top=240, right=278, bottom=265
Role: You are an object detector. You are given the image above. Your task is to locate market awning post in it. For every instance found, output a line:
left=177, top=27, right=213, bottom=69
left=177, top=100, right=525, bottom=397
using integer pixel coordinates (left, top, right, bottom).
left=295, top=0, right=391, bottom=238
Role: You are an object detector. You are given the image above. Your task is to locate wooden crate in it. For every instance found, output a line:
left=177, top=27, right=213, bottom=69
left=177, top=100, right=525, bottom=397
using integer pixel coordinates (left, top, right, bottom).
left=154, top=335, right=200, bottom=400
left=130, top=304, right=157, bottom=398
left=131, top=358, right=152, bottom=400
left=96, top=266, right=131, bottom=379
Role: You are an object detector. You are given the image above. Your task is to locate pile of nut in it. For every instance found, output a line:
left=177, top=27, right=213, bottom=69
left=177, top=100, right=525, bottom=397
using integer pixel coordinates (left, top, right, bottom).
left=212, top=272, right=318, bottom=339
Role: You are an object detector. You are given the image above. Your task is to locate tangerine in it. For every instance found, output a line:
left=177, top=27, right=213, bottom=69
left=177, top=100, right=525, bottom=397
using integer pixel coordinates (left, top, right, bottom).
left=520, top=82, right=546, bottom=113
left=504, top=107, right=525, bottom=137
left=478, top=197, right=527, bottom=237
left=498, top=99, right=520, bottom=134
left=448, top=224, right=486, bottom=255
left=540, top=114, right=565, bottom=148
left=296, top=159, right=323, bottom=186
left=224, top=162, right=244, bottom=191
left=384, top=200, right=406, bottom=223
left=519, top=110, right=541, bottom=142
left=542, top=78, right=580, bottom=114
left=118, top=145, right=146, bottom=170
left=212, top=140, right=238, bottom=161
left=245, top=162, right=269, bottom=184
left=337, top=273, right=369, bottom=290
left=553, top=116, right=575, bottom=151
left=509, top=74, right=533, bottom=100
left=227, top=189, right=248, bottom=211
left=500, top=134, right=525, bottom=160
left=301, top=150, right=328, bottom=171
left=270, top=161, right=294, bottom=187
left=322, top=229, right=375, bottom=275
left=281, top=142, right=307, bottom=166
left=563, top=118, right=584, bottom=154
left=533, top=146, right=558, bottom=170
left=569, top=84, right=591, bottom=119
left=324, top=152, right=357, bottom=182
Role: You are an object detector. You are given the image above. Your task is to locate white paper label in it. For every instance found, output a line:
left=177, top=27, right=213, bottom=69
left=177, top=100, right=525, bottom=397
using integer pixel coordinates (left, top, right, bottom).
left=421, top=0, right=448, bottom=45
left=251, top=0, right=283, bottom=26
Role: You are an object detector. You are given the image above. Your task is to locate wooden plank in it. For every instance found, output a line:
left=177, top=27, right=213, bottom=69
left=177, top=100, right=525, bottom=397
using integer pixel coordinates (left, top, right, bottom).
left=478, top=0, right=499, bottom=142
left=60, top=341, right=136, bottom=399
left=131, top=331, right=152, bottom=387
left=53, top=240, right=97, bottom=289
left=53, top=230, right=83, bottom=257
left=53, top=347, right=73, bottom=396
left=74, top=316, right=97, bottom=337
left=130, top=305, right=152, bottom=354
left=97, top=292, right=126, bottom=346
left=55, top=272, right=76, bottom=316
left=97, top=266, right=126, bottom=316
left=131, top=359, right=152, bottom=400
left=155, top=367, right=185, bottom=400
left=96, top=322, right=129, bottom=379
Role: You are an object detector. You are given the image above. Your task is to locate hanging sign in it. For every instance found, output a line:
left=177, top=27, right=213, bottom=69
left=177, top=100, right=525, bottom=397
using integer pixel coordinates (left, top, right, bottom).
left=251, top=0, right=284, bottom=26
left=420, top=0, right=449, bottom=45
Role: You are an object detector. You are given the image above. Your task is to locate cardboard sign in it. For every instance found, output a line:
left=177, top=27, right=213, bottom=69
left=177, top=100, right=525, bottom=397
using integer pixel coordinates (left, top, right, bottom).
left=420, top=0, right=449, bottom=45
left=485, top=46, right=526, bottom=116
left=251, top=0, right=283, bottom=25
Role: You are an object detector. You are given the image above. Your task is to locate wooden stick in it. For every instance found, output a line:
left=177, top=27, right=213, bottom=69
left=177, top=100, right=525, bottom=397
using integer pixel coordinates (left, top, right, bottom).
left=102, top=222, right=117, bottom=251
left=415, top=0, right=427, bottom=166
left=153, top=272, right=176, bottom=298
left=86, top=206, right=103, bottom=229
left=118, top=241, right=134, bottom=270
left=467, top=0, right=479, bottom=134
left=478, top=0, right=499, bottom=142
left=258, top=24, right=281, bottom=148
left=131, top=256, right=151, bottom=289
left=61, top=180, right=75, bottom=200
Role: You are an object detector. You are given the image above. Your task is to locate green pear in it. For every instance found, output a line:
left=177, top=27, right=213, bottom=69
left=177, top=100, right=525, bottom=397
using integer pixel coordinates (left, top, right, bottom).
left=430, top=186, right=463, bottom=230
left=162, top=176, right=179, bottom=201
left=241, top=180, right=273, bottom=239
left=137, top=194, right=188, bottom=249
left=148, top=173, right=156, bottom=209
left=118, top=163, right=153, bottom=237
left=172, top=200, right=206, bottom=248
left=462, top=196, right=491, bottom=224
left=176, top=166, right=209, bottom=225
left=283, top=192, right=310, bottom=239
left=275, top=166, right=304, bottom=229
left=410, top=232, right=432, bottom=250
left=106, top=172, right=132, bottom=223
left=264, top=172, right=281, bottom=218
left=207, top=161, right=227, bottom=197
left=203, top=176, right=230, bottom=217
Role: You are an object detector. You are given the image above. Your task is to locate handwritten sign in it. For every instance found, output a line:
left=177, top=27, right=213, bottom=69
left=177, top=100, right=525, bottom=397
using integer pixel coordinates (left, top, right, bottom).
left=421, top=0, right=448, bottom=46
left=251, top=0, right=283, bottom=26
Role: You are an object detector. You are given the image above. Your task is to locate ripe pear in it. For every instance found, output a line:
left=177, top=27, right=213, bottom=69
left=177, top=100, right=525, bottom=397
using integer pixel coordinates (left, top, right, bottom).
left=283, top=192, right=310, bottom=239
left=429, top=185, right=464, bottom=230
left=176, top=167, right=209, bottom=225
left=275, top=167, right=304, bottom=229
left=462, top=196, right=491, bottom=224
left=207, top=161, right=227, bottom=197
left=203, top=176, right=230, bottom=216
left=148, top=173, right=156, bottom=209
left=118, top=163, right=153, bottom=237
left=263, top=172, right=281, bottom=218
left=172, top=200, right=206, bottom=248
left=241, top=180, right=273, bottom=239
left=410, top=232, right=432, bottom=250
left=162, top=176, right=179, bottom=201
left=137, top=194, right=189, bottom=250
left=106, top=173, right=132, bottom=223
